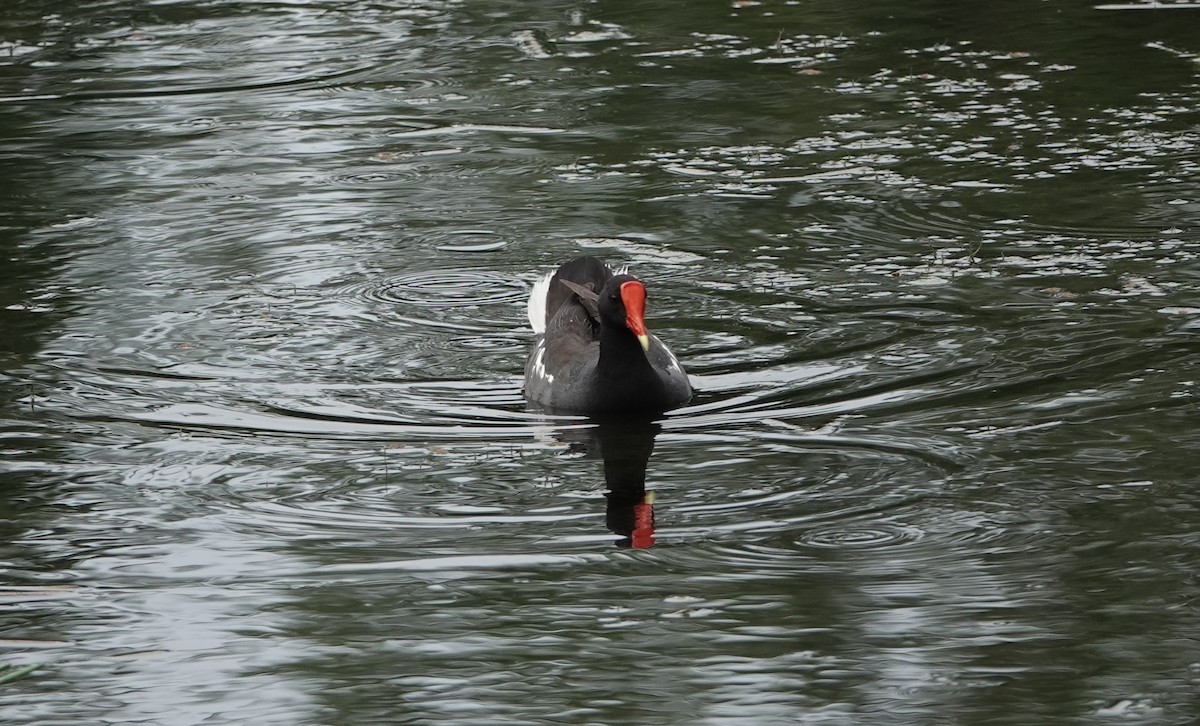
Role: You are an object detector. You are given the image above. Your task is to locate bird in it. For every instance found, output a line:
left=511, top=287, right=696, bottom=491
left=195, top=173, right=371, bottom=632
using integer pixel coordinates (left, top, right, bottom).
left=524, top=256, right=692, bottom=414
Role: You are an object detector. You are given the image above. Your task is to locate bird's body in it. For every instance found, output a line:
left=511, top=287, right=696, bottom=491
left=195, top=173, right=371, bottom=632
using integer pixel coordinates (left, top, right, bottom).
left=523, top=256, right=692, bottom=414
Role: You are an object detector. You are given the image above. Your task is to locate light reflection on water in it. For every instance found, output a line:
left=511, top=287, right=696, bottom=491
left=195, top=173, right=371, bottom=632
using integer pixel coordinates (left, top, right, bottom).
left=2, top=0, right=1199, bottom=723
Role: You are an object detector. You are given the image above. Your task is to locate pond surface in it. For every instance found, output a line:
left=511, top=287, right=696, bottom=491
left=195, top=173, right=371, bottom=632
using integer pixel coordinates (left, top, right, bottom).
left=2, top=0, right=1199, bottom=723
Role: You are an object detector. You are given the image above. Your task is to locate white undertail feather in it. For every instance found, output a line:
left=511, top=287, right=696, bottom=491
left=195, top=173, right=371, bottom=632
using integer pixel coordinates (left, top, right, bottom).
left=527, top=271, right=554, bottom=334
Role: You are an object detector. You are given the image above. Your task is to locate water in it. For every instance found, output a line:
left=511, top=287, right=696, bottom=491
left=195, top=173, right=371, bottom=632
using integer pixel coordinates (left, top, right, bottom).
left=2, top=0, right=1199, bottom=723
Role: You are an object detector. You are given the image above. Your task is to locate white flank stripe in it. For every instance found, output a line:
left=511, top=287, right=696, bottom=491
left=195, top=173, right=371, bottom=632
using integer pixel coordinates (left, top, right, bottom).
left=532, top=344, right=554, bottom=383
left=664, top=348, right=680, bottom=372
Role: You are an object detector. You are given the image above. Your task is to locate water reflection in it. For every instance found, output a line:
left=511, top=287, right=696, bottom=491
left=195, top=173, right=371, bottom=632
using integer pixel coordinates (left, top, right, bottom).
left=556, top=416, right=661, bottom=548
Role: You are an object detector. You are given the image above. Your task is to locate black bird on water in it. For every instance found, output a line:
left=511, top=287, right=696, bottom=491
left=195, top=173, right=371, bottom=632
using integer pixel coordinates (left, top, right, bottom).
left=523, top=256, right=692, bottom=414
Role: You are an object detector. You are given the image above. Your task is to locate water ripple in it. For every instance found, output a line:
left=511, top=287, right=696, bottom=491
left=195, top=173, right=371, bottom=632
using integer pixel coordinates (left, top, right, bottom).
left=7, top=3, right=1200, bottom=723
left=798, top=523, right=924, bottom=550
left=362, top=270, right=528, bottom=308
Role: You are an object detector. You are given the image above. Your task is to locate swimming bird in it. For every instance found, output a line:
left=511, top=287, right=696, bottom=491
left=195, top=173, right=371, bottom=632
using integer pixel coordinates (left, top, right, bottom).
left=524, top=256, right=692, bottom=413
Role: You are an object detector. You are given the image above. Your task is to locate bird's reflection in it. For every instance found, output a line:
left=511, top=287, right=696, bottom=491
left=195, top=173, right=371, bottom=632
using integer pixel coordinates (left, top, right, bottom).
left=560, top=415, right=662, bottom=548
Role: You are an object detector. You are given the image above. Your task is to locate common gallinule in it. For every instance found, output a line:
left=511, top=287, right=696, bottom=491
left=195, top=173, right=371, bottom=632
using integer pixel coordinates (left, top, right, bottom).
left=524, top=256, right=692, bottom=413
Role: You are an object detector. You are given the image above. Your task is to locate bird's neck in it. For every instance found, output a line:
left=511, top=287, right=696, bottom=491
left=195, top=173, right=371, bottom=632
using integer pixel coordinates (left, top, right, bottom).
left=598, top=323, right=653, bottom=377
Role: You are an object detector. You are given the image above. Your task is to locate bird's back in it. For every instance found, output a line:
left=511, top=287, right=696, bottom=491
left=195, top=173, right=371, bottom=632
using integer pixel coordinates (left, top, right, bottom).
left=541, top=256, right=612, bottom=330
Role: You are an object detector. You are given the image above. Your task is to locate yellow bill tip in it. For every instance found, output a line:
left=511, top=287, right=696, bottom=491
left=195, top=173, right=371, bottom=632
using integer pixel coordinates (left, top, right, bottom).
left=636, top=333, right=650, bottom=351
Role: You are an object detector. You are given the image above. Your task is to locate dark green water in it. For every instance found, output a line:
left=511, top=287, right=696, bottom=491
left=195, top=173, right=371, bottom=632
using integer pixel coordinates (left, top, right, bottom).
left=2, top=0, right=1199, bottom=723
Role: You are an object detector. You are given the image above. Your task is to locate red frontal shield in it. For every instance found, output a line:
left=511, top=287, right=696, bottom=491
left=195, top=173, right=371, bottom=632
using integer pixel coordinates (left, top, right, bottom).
left=619, top=280, right=648, bottom=343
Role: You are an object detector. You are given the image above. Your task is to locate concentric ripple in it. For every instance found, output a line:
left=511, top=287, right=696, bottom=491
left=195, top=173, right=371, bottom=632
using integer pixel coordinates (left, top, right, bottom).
left=366, top=270, right=529, bottom=308
left=798, top=523, right=925, bottom=550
